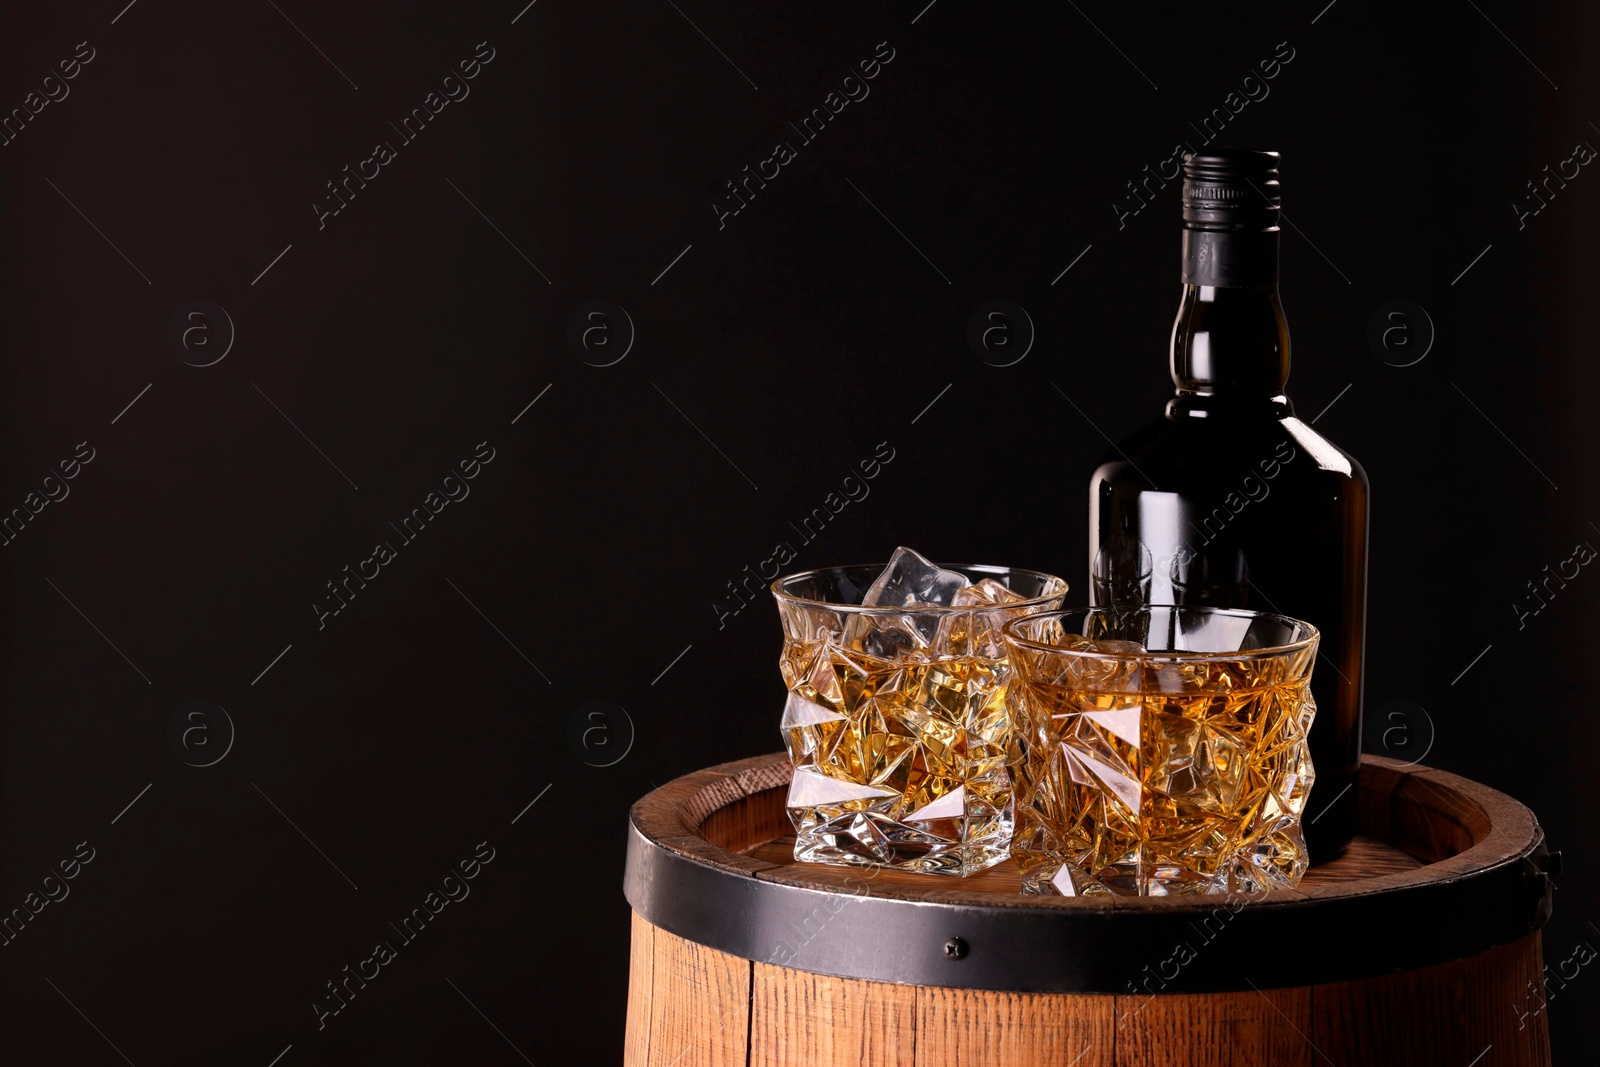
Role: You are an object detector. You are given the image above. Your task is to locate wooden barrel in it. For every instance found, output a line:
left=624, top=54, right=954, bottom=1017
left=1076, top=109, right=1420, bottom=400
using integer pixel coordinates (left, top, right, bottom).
left=623, top=753, right=1555, bottom=1067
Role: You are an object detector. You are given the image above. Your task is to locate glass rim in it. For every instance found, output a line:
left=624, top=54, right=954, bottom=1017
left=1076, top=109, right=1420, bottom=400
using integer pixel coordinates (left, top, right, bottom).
left=770, top=562, right=1068, bottom=616
left=1001, top=605, right=1320, bottom=661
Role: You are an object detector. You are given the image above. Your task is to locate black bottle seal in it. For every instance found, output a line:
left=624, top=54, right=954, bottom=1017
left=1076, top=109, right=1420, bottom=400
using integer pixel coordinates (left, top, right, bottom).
left=1181, top=149, right=1280, bottom=288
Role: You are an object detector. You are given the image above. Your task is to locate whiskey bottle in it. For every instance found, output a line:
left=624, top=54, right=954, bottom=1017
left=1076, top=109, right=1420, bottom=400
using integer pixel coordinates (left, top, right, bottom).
left=1088, top=149, right=1370, bottom=859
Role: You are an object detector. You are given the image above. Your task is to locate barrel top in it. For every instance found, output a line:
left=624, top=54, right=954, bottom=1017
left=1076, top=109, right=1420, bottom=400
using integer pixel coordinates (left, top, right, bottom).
left=623, top=753, right=1554, bottom=993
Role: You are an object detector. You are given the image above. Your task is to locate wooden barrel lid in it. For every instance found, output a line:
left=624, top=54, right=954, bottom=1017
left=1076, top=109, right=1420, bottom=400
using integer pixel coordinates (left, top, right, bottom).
left=623, top=753, right=1555, bottom=993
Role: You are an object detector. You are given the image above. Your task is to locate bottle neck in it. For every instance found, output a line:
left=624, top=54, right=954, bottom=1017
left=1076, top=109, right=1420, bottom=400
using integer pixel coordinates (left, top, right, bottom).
left=1169, top=229, right=1290, bottom=413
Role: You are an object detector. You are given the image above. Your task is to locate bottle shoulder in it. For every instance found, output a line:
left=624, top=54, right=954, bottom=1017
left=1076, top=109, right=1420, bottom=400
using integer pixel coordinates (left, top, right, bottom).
left=1280, top=415, right=1369, bottom=488
left=1092, top=409, right=1368, bottom=494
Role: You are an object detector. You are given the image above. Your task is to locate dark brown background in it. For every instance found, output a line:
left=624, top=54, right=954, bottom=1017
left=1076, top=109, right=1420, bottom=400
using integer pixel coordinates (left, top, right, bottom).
left=2, top=1, right=1596, bottom=1063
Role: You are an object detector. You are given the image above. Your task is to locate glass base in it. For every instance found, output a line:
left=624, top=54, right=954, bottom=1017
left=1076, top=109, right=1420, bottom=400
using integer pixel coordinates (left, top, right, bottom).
left=1016, top=832, right=1310, bottom=897
left=789, top=802, right=1012, bottom=878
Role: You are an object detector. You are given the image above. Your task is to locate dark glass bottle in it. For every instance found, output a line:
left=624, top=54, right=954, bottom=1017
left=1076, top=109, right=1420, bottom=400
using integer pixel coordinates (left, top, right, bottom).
left=1088, top=150, right=1369, bottom=859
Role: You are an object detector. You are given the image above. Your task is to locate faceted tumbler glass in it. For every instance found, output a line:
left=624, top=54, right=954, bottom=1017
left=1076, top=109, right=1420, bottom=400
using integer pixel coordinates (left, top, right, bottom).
left=1004, top=607, right=1319, bottom=896
left=772, top=564, right=1068, bottom=876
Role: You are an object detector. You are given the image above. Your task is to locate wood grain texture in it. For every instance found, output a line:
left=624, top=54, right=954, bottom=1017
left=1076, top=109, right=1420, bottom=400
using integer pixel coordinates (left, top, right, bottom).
left=749, top=964, right=915, bottom=1067
left=624, top=912, right=655, bottom=1067
left=629, top=914, right=1552, bottom=1066
left=1113, top=987, right=1315, bottom=1067
left=699, top=777, right=787, bottom=854
left=915, top=986, right=1115, bottom=1067
left=626, top=914, right=751, bottom=1067
left=1311, top=934, right=1550, bottom=1067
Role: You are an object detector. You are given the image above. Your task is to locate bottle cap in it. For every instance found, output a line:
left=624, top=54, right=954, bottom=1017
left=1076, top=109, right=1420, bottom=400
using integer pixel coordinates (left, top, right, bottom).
left=1182, top=149, right=1280, bottom=231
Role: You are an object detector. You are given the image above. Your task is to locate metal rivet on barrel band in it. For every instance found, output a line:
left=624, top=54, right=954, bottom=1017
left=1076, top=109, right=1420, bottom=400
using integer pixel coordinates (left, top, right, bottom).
left=943, top=937, right=968, bottom=961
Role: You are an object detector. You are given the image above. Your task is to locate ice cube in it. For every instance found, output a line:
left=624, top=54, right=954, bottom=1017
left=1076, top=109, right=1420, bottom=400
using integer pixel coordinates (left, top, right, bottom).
left=844, top=615, right=926, bottom=659
left=1058, top=636, right=1146, bottom=690
left=951, top=577, right=1027, bottom=607
left=1086, top=639, right=1146, bottom=656
left=939, top=579, right=1029, bottom=657
left=861, top=547, right=970, bottom=607
left=845, top=548, right=970, bottom=657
